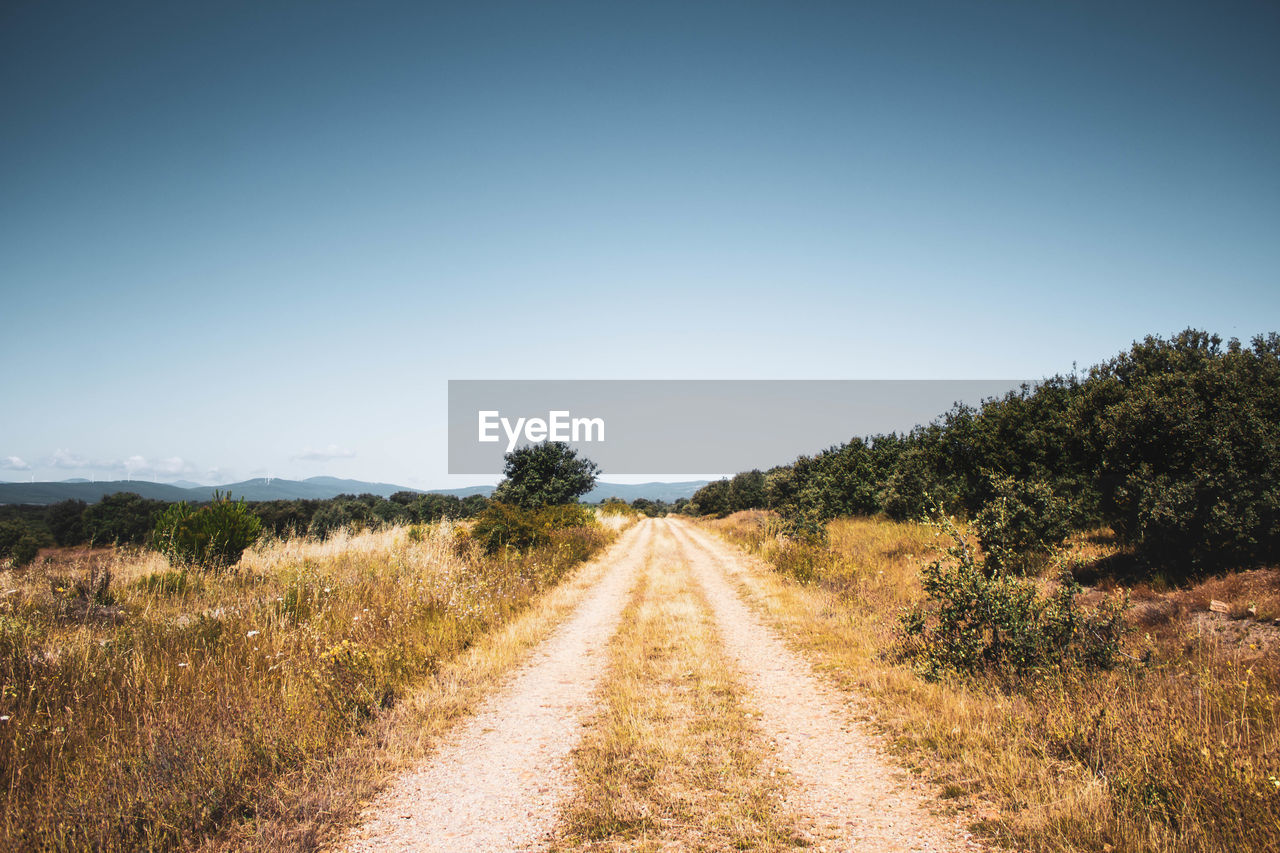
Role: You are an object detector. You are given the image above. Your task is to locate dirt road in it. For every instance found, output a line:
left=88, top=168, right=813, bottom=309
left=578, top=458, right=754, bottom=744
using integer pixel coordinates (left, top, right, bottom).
left=340, top=523, right=653, bottom=852
left=668, top=519, right=978, bottom=852
left=340, top=518, right=978, bottom=851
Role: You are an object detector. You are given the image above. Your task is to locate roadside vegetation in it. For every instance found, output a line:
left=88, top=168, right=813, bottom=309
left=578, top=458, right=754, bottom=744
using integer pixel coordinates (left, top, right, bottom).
left=0, top=442, right=620, bottom=851
left=686, top=329, right=1280, bottom=850
left=705, top=511, right=1280, bottom=851
left=689, top=329, right=1280, bottom=578
left=0, top=489, right=490, bottom=561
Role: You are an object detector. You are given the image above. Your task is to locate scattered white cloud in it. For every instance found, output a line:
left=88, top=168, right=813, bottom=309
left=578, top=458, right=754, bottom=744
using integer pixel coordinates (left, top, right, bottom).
left=2, top=456, right=31, bottom=471
left=154, top=456, right=195, bottom=475
left=294, top=444, right=356, bottom=462
left=30, top=449, right=214, bottom=482
left=49, top=448, right=89, bottom=469
left=93, top=454, right=198, bottom=479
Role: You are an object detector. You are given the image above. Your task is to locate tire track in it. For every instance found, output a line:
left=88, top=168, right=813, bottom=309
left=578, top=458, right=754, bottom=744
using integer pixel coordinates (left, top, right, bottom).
left=666, top=518, right=980, bottom=853
left=339, top=521, right=654, bottom=853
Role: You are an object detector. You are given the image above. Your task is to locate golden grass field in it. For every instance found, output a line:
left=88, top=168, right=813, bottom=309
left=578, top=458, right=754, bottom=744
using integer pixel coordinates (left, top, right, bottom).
left=0, top=516, right=626, bottom=851
left=705, top=511, right=1280, bottom=852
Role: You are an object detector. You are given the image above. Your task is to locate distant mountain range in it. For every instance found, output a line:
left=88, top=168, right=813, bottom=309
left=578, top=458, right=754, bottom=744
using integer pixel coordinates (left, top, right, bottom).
left=0, top=477, right=709, bottom=506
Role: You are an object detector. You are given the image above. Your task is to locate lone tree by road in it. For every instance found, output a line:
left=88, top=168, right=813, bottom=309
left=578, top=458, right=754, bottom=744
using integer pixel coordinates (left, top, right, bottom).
left=492, top=441, right=601, bottom=508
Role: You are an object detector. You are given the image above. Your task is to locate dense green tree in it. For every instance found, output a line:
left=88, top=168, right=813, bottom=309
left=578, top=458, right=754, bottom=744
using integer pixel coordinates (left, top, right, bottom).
left=45, top=499, right=87, bottom=546
left=82, top=493, right=166, bottom=546
left=727, top=469, right=767, bottom=512
left=491, top=441, right=600, bottom=508
left=688, top=479, right=732, bottom=517
left=0, top=520, right=43, bottom=566
left=1075, top=330, right=1280, bottom=571
left=252, top=499, right=323, bottom=537
left=691, top=328, right=1280, bottom=576
left=307, top=503, right=350, bottom=540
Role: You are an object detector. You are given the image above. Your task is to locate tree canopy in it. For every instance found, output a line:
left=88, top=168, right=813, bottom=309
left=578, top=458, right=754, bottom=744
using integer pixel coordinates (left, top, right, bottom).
left=491, top=441, right=601, bottom=508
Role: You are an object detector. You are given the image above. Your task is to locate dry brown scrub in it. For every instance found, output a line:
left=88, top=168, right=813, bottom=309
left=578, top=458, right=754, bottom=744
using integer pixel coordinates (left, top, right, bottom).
left=0, top=516, right=626, bottom=852
left=704, top=511, right=1280, bottom=853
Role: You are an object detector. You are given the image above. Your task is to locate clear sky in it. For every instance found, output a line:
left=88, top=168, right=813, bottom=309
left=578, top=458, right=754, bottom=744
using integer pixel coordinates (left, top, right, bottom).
left=2, top=0, right=1277, bottom=487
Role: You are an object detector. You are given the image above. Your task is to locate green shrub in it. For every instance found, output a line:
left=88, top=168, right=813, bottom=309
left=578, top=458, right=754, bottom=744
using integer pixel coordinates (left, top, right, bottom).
left=45, top=499, right=87, bottom=546
left=0, top=520, right=43, bottom=567
left=470, top=502, right=594, bottom=553
left=152, top=492, right=262, bottom=570
left=900, top=515, right=1127, bottom=680
left=970, top=474, right=1075, bottom=574
left=7, top=535, right=39, bottom=568
left=132, top=570, right=202, bottom=597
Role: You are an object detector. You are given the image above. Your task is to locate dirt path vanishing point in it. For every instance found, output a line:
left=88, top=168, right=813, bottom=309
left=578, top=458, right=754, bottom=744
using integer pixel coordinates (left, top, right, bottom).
left=666, top=518, right=979, bottom=852
left=339, top=522, right=653, bottom=853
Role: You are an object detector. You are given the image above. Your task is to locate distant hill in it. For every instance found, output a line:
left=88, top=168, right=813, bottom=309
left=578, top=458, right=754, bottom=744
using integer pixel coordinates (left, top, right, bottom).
left=0, top=481, right=197, bottom=505
left=0, top=477, right=708, bottom=506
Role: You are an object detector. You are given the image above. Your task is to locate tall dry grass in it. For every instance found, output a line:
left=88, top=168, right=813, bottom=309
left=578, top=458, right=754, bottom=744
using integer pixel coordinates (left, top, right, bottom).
left=706, top=511, right=1280, bottom=852
left=0, top=518, right=617, bottom=851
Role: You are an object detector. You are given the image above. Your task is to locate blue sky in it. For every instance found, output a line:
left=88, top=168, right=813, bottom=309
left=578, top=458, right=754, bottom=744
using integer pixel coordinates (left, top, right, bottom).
left=2, top=0, right=1277, bottom=487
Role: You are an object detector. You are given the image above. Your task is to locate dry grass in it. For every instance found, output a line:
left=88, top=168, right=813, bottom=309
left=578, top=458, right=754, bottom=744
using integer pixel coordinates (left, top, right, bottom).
left=551, top=523, right=804, bottom=852
left=0, top=516, right=628, bottom=852
left=704, top=512, right=1280, bottom=853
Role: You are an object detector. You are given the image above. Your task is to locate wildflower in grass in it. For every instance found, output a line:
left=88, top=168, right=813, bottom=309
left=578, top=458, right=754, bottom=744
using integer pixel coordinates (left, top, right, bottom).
left=247, top=630, right=260, bottom=638
left=0, top=716, right=10, bottom=722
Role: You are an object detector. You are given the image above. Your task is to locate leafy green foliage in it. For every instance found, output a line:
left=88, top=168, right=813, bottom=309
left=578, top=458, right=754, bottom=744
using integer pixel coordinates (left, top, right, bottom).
left=8, top=492, right=490, bottom=551
left=0, top=521, right=42, bottom=567
left=152, top=492, right=262, bottom=570
left=470, top=502, right=594, bottom=553
left=491, top=441, right=600, bottom=508
left=83, top=492, right=167, bottom=546
left=690, top=329, right=1280, bottom=577
left=900, top=516, right=1127, bottom=680
left=45, top=500, right=87, bottom=547
left=688, top=470, right=771, bottom=518
left=1076, top=330, right=1280, bottom=573
left=688, top=479, right=732, bottom=517
left=971, top=475, right=1075, bottom=574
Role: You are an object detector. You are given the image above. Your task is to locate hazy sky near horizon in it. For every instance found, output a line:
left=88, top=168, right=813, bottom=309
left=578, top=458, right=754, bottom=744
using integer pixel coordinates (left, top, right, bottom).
left=2, top=0, right=1277, bottom=487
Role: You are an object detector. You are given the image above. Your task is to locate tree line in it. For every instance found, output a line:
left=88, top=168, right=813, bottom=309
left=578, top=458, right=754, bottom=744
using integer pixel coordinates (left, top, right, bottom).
left=687, top=329, right=1280, bottom=578
left=0, top=490, right=492, bottom=565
